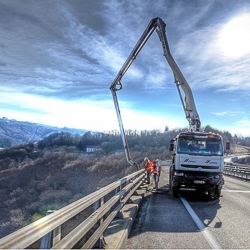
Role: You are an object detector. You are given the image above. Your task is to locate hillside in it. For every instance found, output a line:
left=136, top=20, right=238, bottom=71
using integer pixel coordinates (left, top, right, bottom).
left=0, top=117, right=87, bottom=148
left=0, top=143, right=139, bottom=238
left=230, top=144, right=250, bottom=154
left=0, top=129, right=172, bottom=238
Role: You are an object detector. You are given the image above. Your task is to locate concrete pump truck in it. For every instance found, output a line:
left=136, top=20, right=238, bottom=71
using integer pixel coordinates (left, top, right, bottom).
left=110, top=17, right=227, bottom=199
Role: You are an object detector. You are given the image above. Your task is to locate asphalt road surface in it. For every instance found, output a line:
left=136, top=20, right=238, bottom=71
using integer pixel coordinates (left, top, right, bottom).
left=125, top=166, right=250, bottom=249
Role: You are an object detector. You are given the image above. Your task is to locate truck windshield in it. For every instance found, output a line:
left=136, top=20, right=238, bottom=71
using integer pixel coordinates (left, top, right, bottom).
left=177, top=138, right=223, bottom=156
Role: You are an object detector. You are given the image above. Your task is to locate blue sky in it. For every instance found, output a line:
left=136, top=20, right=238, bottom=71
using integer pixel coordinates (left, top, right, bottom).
left=0, top=0, right=250, bottom=136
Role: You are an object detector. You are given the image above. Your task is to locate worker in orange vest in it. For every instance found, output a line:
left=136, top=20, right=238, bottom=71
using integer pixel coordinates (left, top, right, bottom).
left=144, top=157, right=152, bottom=184
left=152, top=160, right=159, bottom=189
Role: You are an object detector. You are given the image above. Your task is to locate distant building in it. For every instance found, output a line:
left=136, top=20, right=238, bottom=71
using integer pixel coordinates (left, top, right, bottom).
left=86, top=146, right=99, bottom=153
left=115, top=150, right=125, bottom=155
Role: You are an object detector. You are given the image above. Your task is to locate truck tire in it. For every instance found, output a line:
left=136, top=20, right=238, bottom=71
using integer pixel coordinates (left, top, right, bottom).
left=169, top=166, right=173, bottom=185
left=214, top=186, right=221, bottom=199
left=171, top=186, right=179, bottom=198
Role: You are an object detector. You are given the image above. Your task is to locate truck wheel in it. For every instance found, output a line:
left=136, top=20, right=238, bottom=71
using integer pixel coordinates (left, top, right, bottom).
left=169, top=167, right=173, bottom=186
left=214, top=186, right=221, bottom=199
left=171, top=186, right=179, bottom=198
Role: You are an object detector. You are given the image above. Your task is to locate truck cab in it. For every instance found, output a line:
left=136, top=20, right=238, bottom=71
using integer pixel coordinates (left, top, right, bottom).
left=169, top=131, right=225, bottom=198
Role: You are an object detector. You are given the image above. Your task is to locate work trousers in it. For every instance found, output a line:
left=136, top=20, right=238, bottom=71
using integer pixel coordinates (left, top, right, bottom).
left=153, top=173, right=159, bottom=189
left=158, top=169, right=161, bottom=177
left=146, top=170, right=151, bottom=183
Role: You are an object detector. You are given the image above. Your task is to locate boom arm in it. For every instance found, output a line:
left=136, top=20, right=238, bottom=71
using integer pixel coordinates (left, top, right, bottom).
left=110, top=17, right=201, bottom=167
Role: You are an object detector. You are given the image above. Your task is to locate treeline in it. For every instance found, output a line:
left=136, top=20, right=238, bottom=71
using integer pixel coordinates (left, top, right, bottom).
left=1, top=125, right=249, bottom=164
left=36, top=129, right=175, bottom=154
left=37, top=125, right=250, bottom=154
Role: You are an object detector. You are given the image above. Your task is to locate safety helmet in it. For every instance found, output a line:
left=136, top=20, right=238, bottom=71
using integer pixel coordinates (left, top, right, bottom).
left=144, top=157, right=148, bottom=161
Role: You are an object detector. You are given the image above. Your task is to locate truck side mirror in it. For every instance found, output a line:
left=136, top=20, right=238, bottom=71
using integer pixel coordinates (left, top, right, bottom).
left=169, top=139, right=175, bottom=151
left=225, top=141, right=230, bottom=151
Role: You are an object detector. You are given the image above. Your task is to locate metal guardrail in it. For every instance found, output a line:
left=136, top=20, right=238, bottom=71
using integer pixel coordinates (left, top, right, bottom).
left=224, top=164, right=250, bottom=180
left=0, top=169, right=145, bottom=249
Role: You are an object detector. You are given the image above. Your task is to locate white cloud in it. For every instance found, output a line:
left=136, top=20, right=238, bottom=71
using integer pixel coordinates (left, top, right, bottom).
left=226, top=120, right=250, bottom=137
left=211, top=110, right=245, bottom=117
left=0, top=89, right=187, bottom=132
left=235, top=119, right=250, bottom=127
left=120, top=109, right=186, bottom=132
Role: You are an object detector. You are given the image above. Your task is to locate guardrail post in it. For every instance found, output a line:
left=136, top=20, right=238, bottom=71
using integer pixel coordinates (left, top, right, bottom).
left=99, top=196, right=106, bottom=248
left=39, top=210, right=61, bottom=249
left=52, top=222, right=61, bottom=246
left=115, top=178, right=123, bottom=195
left=92, top=188, right=106, bottom=248
left=114, top=179, right=123, bottom=219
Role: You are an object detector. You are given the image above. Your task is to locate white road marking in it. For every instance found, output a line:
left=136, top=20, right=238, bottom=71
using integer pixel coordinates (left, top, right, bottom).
left=222, top=190, right=250, bottom=193
left=181, top=197, right=222, bottom=249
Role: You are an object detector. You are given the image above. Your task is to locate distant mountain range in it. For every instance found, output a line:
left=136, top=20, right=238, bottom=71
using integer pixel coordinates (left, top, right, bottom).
left=0, top=117, right=87, bottom=148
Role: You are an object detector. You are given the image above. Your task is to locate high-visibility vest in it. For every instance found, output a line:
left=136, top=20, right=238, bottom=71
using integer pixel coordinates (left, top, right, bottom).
left=152, top=161, right=158, bottom=174
left=145, top=159, right=152, bottom=171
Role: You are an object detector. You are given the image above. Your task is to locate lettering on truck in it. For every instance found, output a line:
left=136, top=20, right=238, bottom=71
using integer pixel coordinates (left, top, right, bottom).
left=205, top=160, right=218, bottom=164
left=184, top=159, right=196, bottom=163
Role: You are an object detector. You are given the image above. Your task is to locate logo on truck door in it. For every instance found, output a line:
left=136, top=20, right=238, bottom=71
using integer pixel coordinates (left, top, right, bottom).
left=184, top=159, right=196, bottom=163
left=205, top=160, right=217, bottom=164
